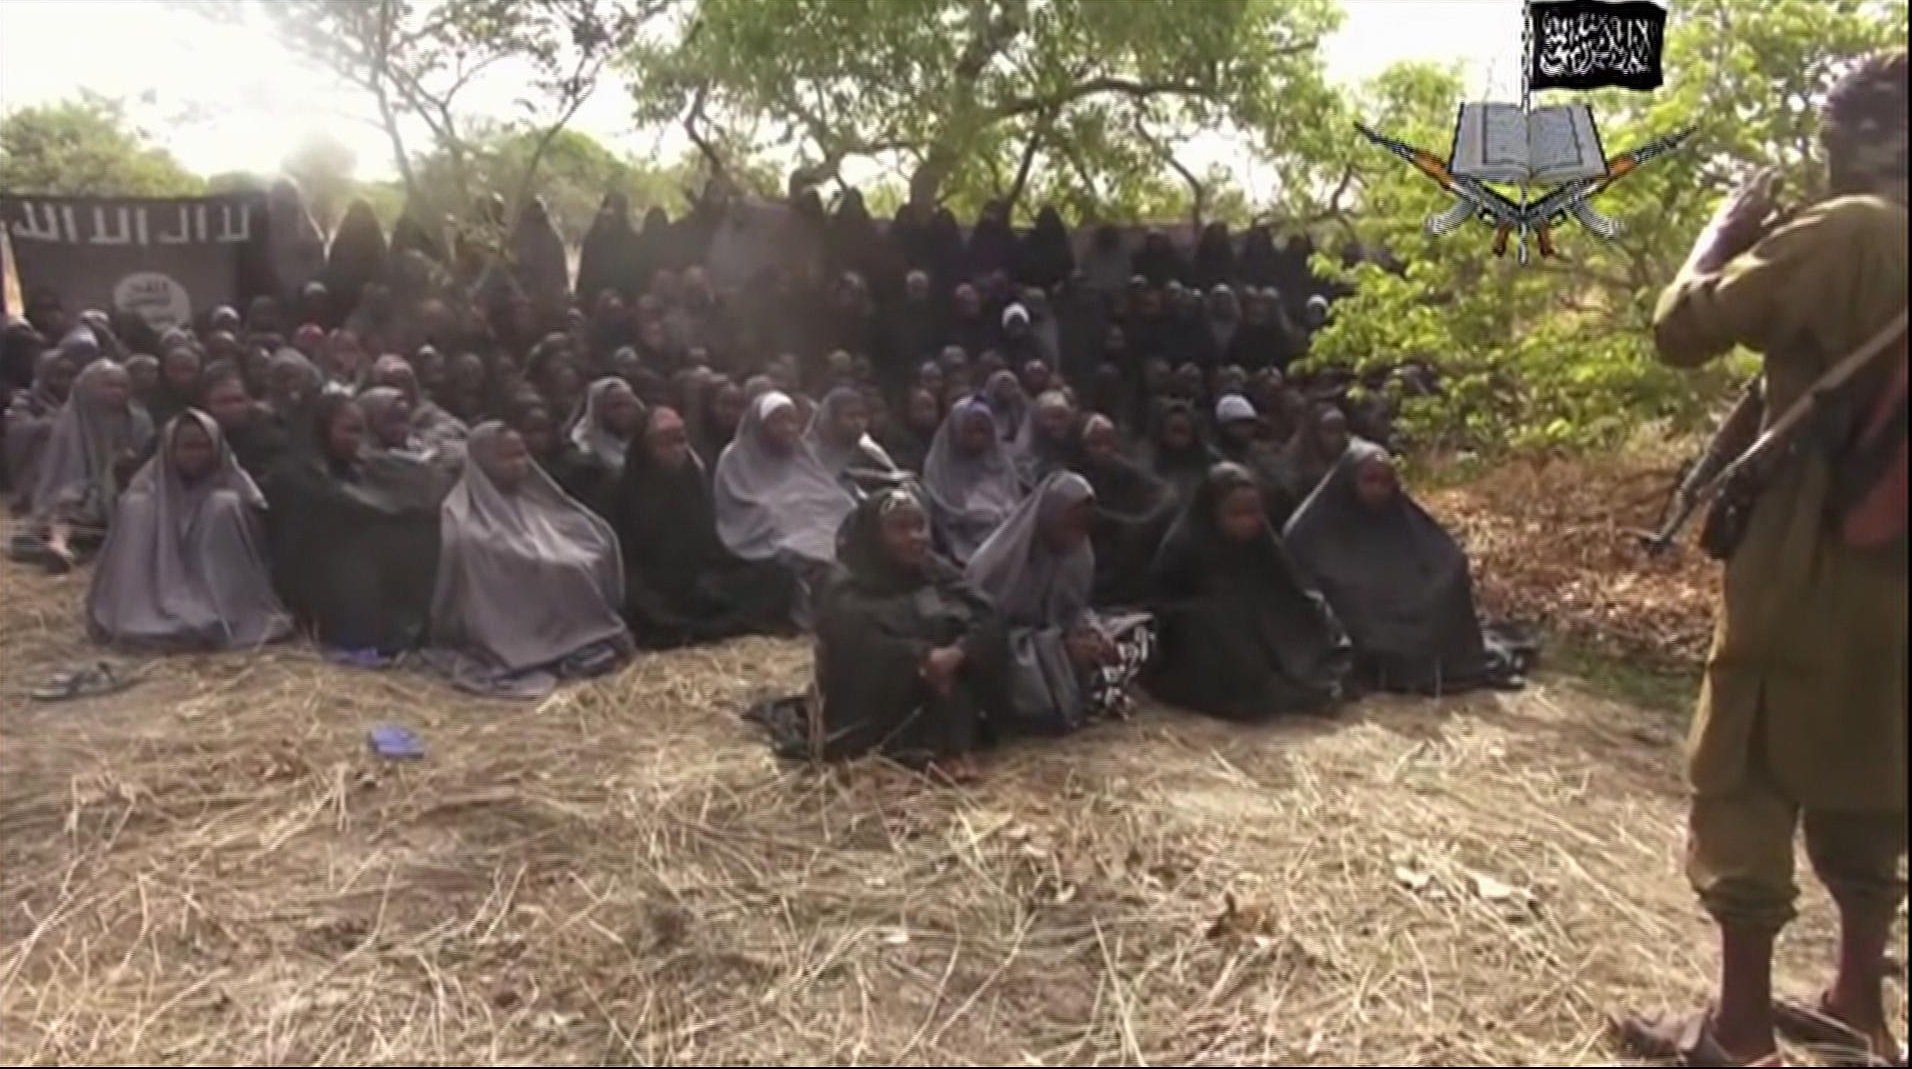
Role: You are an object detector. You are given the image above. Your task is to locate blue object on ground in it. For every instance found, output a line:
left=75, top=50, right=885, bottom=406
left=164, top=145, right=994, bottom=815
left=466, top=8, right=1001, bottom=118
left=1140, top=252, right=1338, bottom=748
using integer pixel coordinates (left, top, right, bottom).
left=367, top=724, right=425, bottom=761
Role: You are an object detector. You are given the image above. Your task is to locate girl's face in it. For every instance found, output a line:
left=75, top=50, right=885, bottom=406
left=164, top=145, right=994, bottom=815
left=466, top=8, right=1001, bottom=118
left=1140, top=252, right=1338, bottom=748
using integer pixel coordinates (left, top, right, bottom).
left=957, top=409, right=995, bottom=454
left=516, top=406, right=557, bottom=458
left=1222, top=419, right=1258, bottom=449
left=1082, top=420, right=1120, bottom=465
left=1021, top=360, right=1052, bottom=395
left=645, top=408, right=692, bottom=471
left=205, top=378, right=252, bottom=429
left=374, top=397, right=414, bottom=448
left=601, top=385, right=644, bottom=437
left=1354, top=456, right=1398, bottom=509
left=1142, top=360, right=1171, bottom=393
left=1316, top=410, right=1350, bottom=457
left=907, top=389, right=940, bottom=431
left=326, top=403, right=366, bottom=462
left=1161, top=413, right=1196, bottom=451
left=1044, top=496, right=1095, bottom=553
left=44, top=358, right=78, bottom=402
left=170, top=418, right=217, bottom=482
left=486, top=430, right=534, bottom=493
left=879, top=503, right=933, bottom=571
left=918, top=364, right=945, bottom=397
left=162, top=349, right=201, bottom=392
left=829, top=394, right=869, bottom=444
left=710, top=385, right=745, bottom=434
left=761, top=404, right=801, bottom=453
left=127, top=359, right=160, bottom=399
left=95, top=366, right=133, bottom=410
left=1033, top=400, right=1073, bottom=442
left=1217, top=484, right=1265, bottom=543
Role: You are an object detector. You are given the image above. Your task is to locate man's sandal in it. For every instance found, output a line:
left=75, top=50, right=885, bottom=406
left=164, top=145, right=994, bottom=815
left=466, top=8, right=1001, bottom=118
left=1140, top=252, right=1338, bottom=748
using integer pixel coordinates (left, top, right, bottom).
left=1773, top=998, right=1907, bottom=1067
left=1615, top=1011, right=1791, bottom=1067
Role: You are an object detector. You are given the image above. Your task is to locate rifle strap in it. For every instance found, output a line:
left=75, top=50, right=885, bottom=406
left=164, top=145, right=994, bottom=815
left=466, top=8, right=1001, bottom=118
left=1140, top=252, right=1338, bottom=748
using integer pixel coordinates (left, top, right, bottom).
left=1708, top=307, right=1910, bottom=493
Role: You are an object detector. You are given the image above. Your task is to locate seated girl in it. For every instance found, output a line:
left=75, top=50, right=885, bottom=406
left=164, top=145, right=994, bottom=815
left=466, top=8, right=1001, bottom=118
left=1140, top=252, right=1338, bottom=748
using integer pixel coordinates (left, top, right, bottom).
left=370, top=354, right=468, bottom=449
left=878, top=386, right=943, bottom=475
left=1139, top=398, right=1221, bottom=510
left=712, top=391, right=858, bottom=617
left=805, top=386, right=900, bottom=493
left=261, top=394, right=444, bottom=656
left=86, top=410, right=293, bottom=650
left=1075, top=414, right=1178, bottom=607
left=1148, top=462, right=1351, bottom=721
left=1214, top=393, right=1302, bottom=528
left=1012, top=389, right=1078, bottom=486
left=813, top=486, right=1008, bottom=768
left=964, top=472, right=1155, bottom=734
left=611, top=405, right=799, bottom=647
left=562, top=376, right=645, bottom=513
left=5, top=349, right=77, bottom=530
left=1280, top=401, right=1353, bottom=502
left=30, top=360, right=154, bottom=572
left=923, top=397, right=1025, bottom=564
left=425, top=422, right=633, bottom=697
left=1283, top=441, right=1529, bottom=694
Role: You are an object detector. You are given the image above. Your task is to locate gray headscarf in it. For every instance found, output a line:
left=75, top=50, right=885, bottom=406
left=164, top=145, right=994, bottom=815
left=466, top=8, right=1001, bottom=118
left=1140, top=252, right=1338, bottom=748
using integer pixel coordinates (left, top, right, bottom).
left=964, top=470, right=1096, bottom=629
left=31, top=360, right=154, bottom=529
left=429, top=422, right=630, bottom=680
left=85, top=409, right=292, bottom=649
left=804, top=386, right=896, bottom=479
left=567, top=377, right=639, bottom=471
left=922, top=396, right=1026, bottom=563
left=712, top=391, right=856, bottom=563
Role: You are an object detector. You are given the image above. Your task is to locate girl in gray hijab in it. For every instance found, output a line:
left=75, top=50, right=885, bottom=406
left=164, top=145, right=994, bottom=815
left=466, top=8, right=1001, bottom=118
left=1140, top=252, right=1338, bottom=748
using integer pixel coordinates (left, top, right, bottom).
left=32, top=360, right=155, bottom=572
left=922, top=396, right=1026, bottom=564
left=713, top=391, right=857, bottom=568
left=5, top=348, right=77, bottom=525
left=804, top=385, right=898, bottom=491
left=426, top=422, right=633, bottom=698
left=86, top=410, right=293, bottom=650
left=566, top=376, right=643, bottom=473
left=964, top=471, right=1155, bottom=733
left=370, top=354, right=468, bottom=450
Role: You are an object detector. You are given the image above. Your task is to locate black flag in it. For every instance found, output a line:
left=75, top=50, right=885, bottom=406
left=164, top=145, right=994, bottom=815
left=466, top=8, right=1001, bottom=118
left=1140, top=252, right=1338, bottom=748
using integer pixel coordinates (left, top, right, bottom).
left=1528, top=0, right=1667, bottom=92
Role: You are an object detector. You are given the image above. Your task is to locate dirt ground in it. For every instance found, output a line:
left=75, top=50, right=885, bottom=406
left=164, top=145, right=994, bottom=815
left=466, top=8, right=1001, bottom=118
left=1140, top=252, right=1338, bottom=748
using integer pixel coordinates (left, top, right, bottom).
left=1, top=543, right=1902, bottom=1066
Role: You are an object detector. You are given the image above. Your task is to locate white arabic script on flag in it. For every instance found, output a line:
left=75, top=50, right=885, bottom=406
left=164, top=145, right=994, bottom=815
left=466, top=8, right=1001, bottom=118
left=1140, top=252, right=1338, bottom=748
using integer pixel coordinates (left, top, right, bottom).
left=1536, top=11, right=1659, bottom=80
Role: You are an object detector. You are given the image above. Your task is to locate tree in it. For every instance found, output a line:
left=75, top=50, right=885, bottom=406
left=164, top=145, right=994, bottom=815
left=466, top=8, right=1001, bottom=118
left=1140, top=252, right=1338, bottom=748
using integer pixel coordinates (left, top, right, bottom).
left=625, top=0, right=1340, bottom=213
left=282, top=132, right=359, bottom=231
left=1303, top=0, right=1908, bottom=456
left=214, top=0, right=669, bottom=233
left=0, top=92, right=206, bottom=197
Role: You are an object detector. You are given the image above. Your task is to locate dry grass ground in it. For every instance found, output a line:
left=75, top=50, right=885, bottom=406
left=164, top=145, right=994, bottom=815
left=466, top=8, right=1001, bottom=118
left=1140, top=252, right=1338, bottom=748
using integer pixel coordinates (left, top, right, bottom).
left=1, top=461, right=1903, bottom=1066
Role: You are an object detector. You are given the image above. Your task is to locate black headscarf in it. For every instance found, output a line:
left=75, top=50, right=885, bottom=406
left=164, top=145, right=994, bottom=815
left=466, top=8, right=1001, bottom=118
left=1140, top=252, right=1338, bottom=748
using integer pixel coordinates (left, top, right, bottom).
left=1282, top=441, right=1520, bottom=693
left=924, top=207, right=968, bottom=291
left=1148, top=461, right=1350, bottom=719
left=966, top=200, right=1018, bottom=281
left=1138, top=399, right=1220, bottom=508
left=1015, top=205, right=1075, bottom=291
left=576, top=191, right=641, bottom=304
left=1191, top=222, right=1237, bottom=290
left=324, top=199, right=388, bottom=320
left=389, top=203, right=445, bottom=265
left=1134, top=231, right=1186, bottom=287
left=1239, top=224, right=1281, bottom=288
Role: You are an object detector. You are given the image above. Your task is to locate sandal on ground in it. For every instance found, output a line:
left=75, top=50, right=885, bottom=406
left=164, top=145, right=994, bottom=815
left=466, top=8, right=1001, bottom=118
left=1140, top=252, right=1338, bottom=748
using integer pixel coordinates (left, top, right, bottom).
left=1615, top=1010, right=1790, bottom=1067
left=30, top=661, right=138, bottom=703
left=1774, top=997, right=1907, bottom=1067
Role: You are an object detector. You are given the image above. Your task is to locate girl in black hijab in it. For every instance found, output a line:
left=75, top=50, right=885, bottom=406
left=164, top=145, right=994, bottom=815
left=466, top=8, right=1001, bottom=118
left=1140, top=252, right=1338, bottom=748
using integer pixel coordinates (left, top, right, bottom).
left=1138, top=398, right=1220, bottom=509
left=1076, top=413, right=1177, bottom=607
left=813, top=485, right=1007, bottom=768
left=324, top=199, right=388, bottom=321
left=576, top=191, right=640, bottom=305
left=613, top=402, right=805, bottom=649
left=924, top=207, right=967, bottom=291
left=1283, top=441, right=1529, bottom=694
left=261, top=393, right=444, bottom=655
left=1134, top=230, right=1186, bottom=287
left=1190, top=222, right=1237, bottom=290
left=1148, top=461, right=1350, bottom=720
left=1238, top=223, right=1281, bottom=288
left=1015, top=205, right=1076, bottom=291
left=879, top=385, right=942, bottom=475
left=966, top=199, right=1019, bottom=281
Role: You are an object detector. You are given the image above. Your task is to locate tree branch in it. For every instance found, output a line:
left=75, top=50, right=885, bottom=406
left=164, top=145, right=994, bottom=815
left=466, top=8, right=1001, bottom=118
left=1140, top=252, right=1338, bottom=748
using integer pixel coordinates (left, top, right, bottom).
left=1003, top=110, right=1052, bottom=213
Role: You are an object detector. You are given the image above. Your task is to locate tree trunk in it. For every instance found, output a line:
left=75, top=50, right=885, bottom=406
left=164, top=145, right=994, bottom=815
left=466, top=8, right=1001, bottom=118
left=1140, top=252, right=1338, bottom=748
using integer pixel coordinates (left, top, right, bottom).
left=909, top=143, right=961, bottom=208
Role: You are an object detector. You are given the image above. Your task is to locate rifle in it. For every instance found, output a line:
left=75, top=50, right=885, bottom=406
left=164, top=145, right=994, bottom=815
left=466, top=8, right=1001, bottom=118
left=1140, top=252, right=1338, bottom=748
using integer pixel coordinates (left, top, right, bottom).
left=1634, top=378, right=1764, bottom=554
left=1525, top=126, right=1697, bottom=249
left=1353, top=122, right=1528, bottom=255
